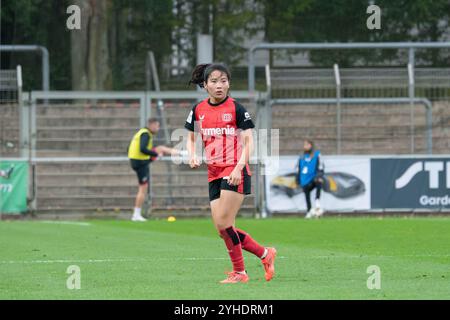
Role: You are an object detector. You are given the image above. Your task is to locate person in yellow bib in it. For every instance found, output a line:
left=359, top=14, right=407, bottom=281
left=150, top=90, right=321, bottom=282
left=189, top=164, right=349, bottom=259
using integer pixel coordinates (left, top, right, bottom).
left=128, top=118, right=181, bottom=221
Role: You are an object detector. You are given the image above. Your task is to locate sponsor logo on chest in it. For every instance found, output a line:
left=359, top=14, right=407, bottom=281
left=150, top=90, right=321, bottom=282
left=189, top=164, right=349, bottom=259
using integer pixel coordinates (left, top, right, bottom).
left=222, top=113, right=232, bottom=122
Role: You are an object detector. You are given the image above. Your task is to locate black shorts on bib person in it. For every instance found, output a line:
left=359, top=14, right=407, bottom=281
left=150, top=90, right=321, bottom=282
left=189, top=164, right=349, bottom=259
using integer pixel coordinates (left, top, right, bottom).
left=130, top=159, right=150, bottom=185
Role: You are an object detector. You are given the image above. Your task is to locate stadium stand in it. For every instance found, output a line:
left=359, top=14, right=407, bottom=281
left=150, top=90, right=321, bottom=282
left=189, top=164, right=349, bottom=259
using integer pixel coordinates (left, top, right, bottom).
left=0, top=69, right=21, bottom=158
left=272, top=102, right=430, bottom=155
left=270, top=67, right=450, bottom=155
left=28, top=98, right=257, bottom=216
left=2, top=67, right=449, bottom=216
left=0, top=104, right=20, bottom=157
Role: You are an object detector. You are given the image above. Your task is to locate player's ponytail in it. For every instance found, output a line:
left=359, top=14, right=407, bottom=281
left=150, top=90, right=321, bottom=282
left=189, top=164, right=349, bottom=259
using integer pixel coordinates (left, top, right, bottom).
left=189, top=63, right=211, bottom=88
left=189, top=63, right=231, bottom=88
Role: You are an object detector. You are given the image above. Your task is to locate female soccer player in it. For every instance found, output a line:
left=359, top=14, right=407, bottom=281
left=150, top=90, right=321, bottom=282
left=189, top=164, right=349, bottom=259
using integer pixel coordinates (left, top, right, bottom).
left=184, top=63, right=276, bottom=284
left=297, top=139, right=325, bottom=218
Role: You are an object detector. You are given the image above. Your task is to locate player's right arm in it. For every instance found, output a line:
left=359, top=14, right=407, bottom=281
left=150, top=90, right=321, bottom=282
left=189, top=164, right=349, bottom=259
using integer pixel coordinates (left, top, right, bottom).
left=187, top=132, right=200, bottom=168
left=184, top=105, right=200, bottom=169
left=139, top=133, right=159, bottom=157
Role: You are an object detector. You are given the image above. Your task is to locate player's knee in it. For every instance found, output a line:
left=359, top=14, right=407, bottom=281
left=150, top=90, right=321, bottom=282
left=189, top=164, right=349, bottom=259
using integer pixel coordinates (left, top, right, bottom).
left=216, top=221, right=228, bottom=231
left=215, top=217, right=232, bottom=231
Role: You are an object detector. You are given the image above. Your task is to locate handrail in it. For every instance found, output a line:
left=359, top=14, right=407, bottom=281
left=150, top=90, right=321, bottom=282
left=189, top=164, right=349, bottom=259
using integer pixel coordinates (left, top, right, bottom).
left=249, top=41, right=450, bottom=91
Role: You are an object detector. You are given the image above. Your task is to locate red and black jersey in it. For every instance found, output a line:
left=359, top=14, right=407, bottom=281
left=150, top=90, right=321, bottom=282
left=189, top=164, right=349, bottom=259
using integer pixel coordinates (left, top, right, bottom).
left=184, top=96, right=255, bottom=182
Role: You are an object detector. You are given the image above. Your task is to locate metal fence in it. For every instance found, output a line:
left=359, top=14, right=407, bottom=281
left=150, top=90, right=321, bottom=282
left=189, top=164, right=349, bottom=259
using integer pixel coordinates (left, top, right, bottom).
left=263, top=63, right=435, bottom=155
left=3, top=41, right=450, bottom=216
left=9, top=90, right=262, bottom=216
left=0, top=66, right=23, bottom=158
left=270, top=67, right=450, bottom=100
left=248, top=42, right=450, bottom=93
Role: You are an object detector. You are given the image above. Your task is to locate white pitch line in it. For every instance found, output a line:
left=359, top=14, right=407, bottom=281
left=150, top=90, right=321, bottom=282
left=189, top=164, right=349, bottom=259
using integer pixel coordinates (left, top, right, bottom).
left=312, top=254, right=450, bottom=259
left=38, top=221, right=91, bottom=227
left=1, top=255, right=447, bottom=265
left=0, top=256, right=288, bottom=265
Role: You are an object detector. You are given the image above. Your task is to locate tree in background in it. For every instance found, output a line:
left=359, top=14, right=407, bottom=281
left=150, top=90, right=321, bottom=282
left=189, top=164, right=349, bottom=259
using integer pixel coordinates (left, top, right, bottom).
left=171, top=0, right=259, bottom=76
left=1, top=0, right=71, bottom=90
left=111, top=0, right=173, bottom=89
left=1, top=0, right=174, bottom=90
left=71, top=0, right=112, bottom=90
left=255, top=0, right=313, bottom=65
left=1, top=0, right=449, bottom=90
left=374, top=0, right=450, bottom=66
left=264, top=0, right=450, bottom=67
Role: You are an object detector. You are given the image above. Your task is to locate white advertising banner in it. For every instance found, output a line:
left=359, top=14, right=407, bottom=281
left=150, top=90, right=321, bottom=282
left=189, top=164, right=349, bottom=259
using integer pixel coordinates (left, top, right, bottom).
left=265, top=156, right=371, bottom=213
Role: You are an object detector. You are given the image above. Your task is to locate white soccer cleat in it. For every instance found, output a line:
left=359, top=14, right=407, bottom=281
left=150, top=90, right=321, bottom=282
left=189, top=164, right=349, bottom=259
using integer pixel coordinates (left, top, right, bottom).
left=314, top=199, right=324, bottom=218
left=131, top=214, right=147, bottom=222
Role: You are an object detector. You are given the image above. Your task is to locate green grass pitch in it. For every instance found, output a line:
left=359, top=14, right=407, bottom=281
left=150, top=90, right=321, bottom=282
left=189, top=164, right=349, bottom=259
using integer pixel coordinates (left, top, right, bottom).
left=0, top=217, right=449, bottom=299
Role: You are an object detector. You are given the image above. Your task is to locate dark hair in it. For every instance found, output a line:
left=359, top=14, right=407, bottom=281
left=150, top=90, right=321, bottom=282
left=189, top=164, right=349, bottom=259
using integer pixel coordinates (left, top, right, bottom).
left=148, top=117, right=159, bottom=124
left=189, top=63, right=231, bottom=88
left=304, top=139, right=314, bottom=151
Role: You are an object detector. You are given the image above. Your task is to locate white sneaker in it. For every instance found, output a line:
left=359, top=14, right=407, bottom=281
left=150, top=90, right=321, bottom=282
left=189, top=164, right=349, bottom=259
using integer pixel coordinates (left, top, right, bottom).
left=315, top=207, right=324, bottom=218
left=131, top=214, right=147, bottom=222
left=305, top=209, right=315, bottom=219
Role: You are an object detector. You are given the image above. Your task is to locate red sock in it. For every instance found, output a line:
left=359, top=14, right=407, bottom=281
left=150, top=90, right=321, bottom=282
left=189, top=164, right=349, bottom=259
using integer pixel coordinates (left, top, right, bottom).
left=219, top=227, right=245, bottom=272
left=235, top=228, right=266, bottom=258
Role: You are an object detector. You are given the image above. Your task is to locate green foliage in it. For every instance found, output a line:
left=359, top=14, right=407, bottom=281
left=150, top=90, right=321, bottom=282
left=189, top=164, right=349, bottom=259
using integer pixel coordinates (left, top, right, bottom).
left=268, top=0, right=450, bottom=66
left=1, top=0, right=449, bottom=90
left=1, top=0, right=71, bottom=90
left=211, top=0, right=260, bottom=66
left=255, top=0, right=314, bottom=42
left=172, top=0, right=260, bottom=72
left=111, top=0, right=175, bottom=89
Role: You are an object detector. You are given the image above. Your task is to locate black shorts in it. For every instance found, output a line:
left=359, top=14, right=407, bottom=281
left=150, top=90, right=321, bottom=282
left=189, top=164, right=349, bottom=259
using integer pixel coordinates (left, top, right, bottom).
left=208, top=166, right=251, bottom=202
left=130, top=159, right=150, bottom=185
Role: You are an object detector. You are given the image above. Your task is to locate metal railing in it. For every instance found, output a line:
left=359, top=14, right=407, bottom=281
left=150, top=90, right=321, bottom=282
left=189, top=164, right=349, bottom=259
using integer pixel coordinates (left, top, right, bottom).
left=261, top=49, right=438, bottom=155
left=248, top=42, right=450, bottom=92
left=13, top=90, right=262, bottom=215
left=0, top=45, right=49, bottom=92
left=270, top=97, right=432, bottom=155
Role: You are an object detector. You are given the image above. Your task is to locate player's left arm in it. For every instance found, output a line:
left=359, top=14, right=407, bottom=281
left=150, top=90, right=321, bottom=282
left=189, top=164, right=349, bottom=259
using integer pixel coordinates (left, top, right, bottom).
left=229, top=102, right=255, bottom=186
left=236, top=129, right=254, bottom=169
left=229, top=129, right=253, bottom=186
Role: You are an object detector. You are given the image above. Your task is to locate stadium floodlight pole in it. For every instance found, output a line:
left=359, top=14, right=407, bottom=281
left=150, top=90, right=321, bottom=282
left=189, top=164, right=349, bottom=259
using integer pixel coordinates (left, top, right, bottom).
left=334, top=64, right=342, bottom=154
left=257, top=64, right=272, bottom=219
left=17, top=65, right=27, bottom=157
left=0, top=45, right=50, bottom=92
left=248, top=42, right=450, bottom=92
left=408, top=63, right=415, bottom=154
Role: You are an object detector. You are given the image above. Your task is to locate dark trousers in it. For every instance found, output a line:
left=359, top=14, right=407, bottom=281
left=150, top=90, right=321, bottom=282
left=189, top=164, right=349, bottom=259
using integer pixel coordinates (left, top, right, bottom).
left=303, top=180, right=322, bottom=211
